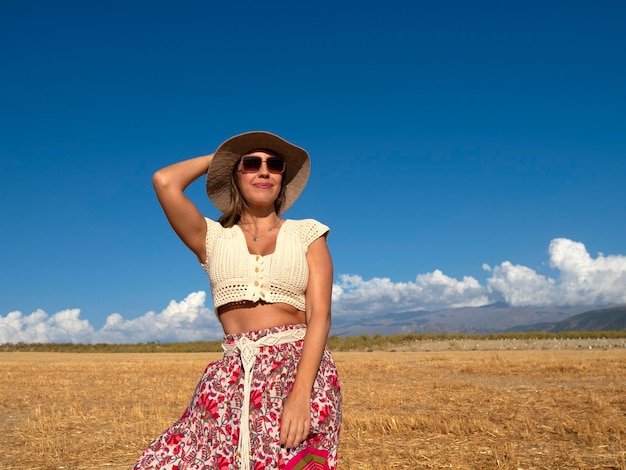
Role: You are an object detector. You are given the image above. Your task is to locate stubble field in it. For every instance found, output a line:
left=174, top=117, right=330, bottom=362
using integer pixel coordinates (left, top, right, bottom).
left=1, top=340, right=625, bottom=469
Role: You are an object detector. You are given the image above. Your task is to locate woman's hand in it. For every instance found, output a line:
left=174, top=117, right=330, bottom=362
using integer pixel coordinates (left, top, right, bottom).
left=280, top=388, right=311, bottom=450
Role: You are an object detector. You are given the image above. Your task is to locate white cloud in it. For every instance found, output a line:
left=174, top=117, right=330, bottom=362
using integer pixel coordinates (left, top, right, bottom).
left=484, top=262, right=556, bottom=306
left=332, top=270, right=489, bottom=316
left=2, top=238, right=626, bottom=343
left=94, top=291, right=222, bottom=343
left=333, top=238, right=626, bottom=316
left=0, top=291, right=222, bottom=344
left=0, top=308, right=95, bottom=344
left=548, top=238, right=626, bottom=305
left=485, top=238, right=626, bottom=306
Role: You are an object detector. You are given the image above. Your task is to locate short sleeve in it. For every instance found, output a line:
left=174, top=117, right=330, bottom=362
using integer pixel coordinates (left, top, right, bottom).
left=295, top=219, right=330, bottom=249
left=201, top=218, right=223, bottom=268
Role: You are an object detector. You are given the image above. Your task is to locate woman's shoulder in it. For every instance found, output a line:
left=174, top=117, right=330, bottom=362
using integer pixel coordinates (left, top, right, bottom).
left=285, top=218, right=329, bottom=229
left=204, top=217, right=239, bottom=239
left=284, top=218, right=330, bottom=246
left=204, top=217, right=221, bottom=231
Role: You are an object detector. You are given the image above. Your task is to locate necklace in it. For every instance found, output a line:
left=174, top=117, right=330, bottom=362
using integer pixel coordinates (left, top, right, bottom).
left=238, top=219, right=282, bottom=242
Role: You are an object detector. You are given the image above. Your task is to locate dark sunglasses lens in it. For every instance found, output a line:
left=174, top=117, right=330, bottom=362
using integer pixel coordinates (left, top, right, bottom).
left=241, top=156, right=285, bottom=173
left=267, top=157, right=285, bottom=173
left=241, top=156, right=262, bottom=172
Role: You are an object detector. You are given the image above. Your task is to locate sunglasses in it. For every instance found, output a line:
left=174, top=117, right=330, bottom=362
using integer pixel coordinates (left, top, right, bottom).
left=239, top=155, right=285, bottom=174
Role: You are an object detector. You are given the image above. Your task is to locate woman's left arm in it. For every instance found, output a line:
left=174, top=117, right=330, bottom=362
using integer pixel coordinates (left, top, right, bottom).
left=280, top=235, right=333, bottom=450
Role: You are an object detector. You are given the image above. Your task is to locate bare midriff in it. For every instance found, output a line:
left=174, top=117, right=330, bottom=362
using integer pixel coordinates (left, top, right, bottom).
left=217, top=301, right=306, bottom=335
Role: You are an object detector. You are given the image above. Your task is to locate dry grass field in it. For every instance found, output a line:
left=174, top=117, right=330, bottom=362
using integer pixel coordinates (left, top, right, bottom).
left=1, top=342, right=625, bottom=469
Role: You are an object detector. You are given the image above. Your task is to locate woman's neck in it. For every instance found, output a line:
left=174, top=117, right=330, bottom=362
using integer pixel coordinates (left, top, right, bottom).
left=239, top=211, right=281, bottom=227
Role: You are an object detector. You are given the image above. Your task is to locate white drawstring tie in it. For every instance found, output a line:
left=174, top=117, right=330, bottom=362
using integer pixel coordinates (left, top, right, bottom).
left=222, top=327, right=307, bottom=470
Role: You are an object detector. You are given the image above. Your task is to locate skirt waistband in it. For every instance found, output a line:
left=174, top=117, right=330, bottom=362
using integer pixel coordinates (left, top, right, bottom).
left=223, top=323, right=306, bottom=344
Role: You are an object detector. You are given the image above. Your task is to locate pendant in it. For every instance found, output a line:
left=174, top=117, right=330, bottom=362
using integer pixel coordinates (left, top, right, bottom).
left=252, top=237, right=259, bottom=243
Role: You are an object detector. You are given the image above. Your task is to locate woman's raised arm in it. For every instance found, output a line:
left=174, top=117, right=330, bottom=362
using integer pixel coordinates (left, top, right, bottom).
left=152, top=154, right=214, bottom=263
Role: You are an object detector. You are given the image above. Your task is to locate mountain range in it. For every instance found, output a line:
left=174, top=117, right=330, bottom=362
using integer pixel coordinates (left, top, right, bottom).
left=330, top=303, right=626, bottom=336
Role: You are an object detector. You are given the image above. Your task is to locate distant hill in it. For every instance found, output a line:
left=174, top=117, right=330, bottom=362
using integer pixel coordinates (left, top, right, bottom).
left=330, top=303, right=592, bottom=336
left=506, top=305, right=626, bottom=333
left=547, top=305, right=626, bottom=332
left=330, top=304, right=626, bottom=336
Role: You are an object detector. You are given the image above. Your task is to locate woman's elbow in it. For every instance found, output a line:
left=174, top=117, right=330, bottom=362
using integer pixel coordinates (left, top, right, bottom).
left=307, top=307, right=332, bottom=328
left=152, top=169, right=169, bottom=190
left=153, top=169, right=180, bottom=197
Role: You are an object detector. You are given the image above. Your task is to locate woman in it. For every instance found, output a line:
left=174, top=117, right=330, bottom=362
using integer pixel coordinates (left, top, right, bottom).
left=134, top=131, right=342, bottom=470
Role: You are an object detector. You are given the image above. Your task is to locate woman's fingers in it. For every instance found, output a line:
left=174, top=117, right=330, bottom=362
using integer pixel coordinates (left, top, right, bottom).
left=281, top=416, right=310, bottom=449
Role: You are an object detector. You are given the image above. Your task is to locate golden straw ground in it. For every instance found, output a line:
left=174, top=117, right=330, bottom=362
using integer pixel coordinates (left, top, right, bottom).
left=1, top=345, right=625, bottom=469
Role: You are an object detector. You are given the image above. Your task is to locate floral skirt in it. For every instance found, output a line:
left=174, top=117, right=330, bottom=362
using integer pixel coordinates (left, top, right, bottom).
left=133, top=324, right=342, bottom=469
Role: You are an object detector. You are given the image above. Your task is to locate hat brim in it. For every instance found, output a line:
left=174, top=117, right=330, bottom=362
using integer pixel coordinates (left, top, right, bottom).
left=206, top=131, right=310, bottom=214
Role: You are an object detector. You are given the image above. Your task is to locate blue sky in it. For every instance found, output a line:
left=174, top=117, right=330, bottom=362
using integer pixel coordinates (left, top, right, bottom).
left=2, top=0, right=626, bottom=343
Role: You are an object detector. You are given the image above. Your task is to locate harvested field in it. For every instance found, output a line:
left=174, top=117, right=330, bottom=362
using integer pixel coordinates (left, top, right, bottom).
left=1, top=342, right=625, bottom=469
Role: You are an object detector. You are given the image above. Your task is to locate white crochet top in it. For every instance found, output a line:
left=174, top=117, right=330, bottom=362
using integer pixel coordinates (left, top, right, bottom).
left=200, top=218, right=330, bottom=311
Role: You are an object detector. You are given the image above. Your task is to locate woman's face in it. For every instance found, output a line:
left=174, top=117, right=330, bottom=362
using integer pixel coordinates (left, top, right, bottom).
left=236, top=150, right=284, bottom=210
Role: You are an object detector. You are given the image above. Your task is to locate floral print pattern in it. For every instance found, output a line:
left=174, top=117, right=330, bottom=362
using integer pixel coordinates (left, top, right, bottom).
left=134, top=324, right=342, bottom=469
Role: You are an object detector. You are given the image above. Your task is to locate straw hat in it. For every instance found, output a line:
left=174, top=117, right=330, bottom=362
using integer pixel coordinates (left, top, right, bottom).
left=206, top=131, right=310, bottom=214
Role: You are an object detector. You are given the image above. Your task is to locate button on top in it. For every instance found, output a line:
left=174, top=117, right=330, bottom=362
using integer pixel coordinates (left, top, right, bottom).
left=251, top=254, right=267, bottom=300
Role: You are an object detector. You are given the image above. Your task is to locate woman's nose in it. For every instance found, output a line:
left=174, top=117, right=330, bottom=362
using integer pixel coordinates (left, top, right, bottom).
left=257, top=161, right=271, bottom=175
